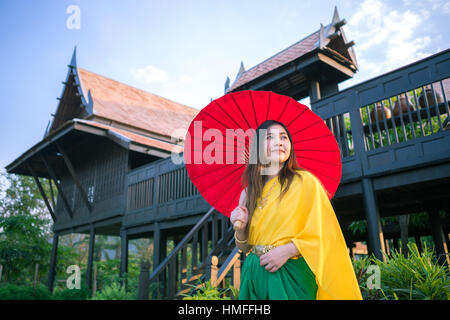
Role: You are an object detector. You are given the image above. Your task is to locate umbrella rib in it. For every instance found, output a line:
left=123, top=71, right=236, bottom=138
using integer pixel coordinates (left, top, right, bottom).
left=295, top=149, right=340, bottom=152
left=190, top=135, right=247, bottom=151
left=199, top=109, right=248, bottom=141
left=230, top=93, right=252, bottom=128
left=201, top=109, right=235, bottom=133
left=265, top=91, right=271, bottom=122
left=213, top=169, right=245, bottom=215
left=286, top=107, right=307, bottom=127
left=290, top=119, right=323, bottom=137
left=193, top=121, right=249, bottom=144
left=190, top=163, right=245, bottom=181
left=297, top=155, right=341, bottom=166
left=249, top=91, right=259, bottom=128
left=214, top=100, right=246, bottom=131
left=301, top=165, right=340, bottom=183
left=292, top=133, right=334, bottom=144
left=276, top=98, right=291, bottom=121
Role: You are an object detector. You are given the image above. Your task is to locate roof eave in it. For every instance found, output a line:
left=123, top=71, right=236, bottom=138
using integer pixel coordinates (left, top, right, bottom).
left=6, top=119, right=181, bottom=176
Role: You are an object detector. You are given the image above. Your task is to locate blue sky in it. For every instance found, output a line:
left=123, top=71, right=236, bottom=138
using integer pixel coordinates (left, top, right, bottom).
left=1, top=0, right=449, bottom=171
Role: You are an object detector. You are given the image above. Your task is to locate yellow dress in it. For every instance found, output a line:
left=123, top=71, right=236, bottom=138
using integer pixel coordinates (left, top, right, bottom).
left=248, top=169, right=362, bottom=300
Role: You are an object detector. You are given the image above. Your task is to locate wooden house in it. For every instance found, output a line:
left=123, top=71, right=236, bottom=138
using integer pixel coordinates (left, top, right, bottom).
left=6, top=7, right=449, bottom=299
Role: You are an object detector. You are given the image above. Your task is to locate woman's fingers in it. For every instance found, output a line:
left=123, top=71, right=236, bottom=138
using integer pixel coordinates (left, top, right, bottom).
left=230, top=207, right=248, bottom=226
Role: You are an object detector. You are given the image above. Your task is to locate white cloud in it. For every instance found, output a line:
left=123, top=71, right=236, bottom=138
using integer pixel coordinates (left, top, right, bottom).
left=178, top=74, right=193, bottom=83
left=346, top=0, right=434, bottom=77
left=132, top=65, right=169, bottom=83
left=403, top=0, right=450, bottom=13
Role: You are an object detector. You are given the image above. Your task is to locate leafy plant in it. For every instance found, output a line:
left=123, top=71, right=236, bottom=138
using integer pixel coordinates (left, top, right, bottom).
left=52, top=283, right=91, bottom=300
left=91, top=282, right=134, bottom=300
left=352, top=255, right=383, bottom=300
left=0, top=283, right=52, bottom=300
left=372, top=242, right=449, bottom=300
left=182, top=280, right=236, bottom=300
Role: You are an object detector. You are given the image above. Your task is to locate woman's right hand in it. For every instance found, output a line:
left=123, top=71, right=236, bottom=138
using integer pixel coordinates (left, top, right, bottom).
left=230, top=206, right=249, bottom=231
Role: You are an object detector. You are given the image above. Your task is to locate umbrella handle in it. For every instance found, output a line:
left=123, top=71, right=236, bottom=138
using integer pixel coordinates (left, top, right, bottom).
left=233, top=221, right=242, bottom=230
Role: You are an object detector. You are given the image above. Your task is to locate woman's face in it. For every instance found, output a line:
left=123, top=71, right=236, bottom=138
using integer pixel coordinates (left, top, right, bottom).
left=263, top=124, right=291, bottom=165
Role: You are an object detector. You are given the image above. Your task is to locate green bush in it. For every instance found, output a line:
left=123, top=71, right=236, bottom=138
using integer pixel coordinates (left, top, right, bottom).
left=352, top=255, right=384, bottom=300
left=353, top=242, right=450, bottom=300
left=52, top=284, right=91, bottom=300
left=182, top=280, right=237, bottom=300
left=374, top=242, right=449, bottom=300
left=0, top=283, right=52, bottom=300
left=91, top=282, right=133, bottom=300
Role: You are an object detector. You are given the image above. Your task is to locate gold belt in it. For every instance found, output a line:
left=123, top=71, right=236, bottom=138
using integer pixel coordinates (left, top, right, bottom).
left=250, top=245, right=302, bottom=258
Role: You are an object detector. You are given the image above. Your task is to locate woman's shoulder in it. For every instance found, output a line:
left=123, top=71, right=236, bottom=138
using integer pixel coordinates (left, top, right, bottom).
left=294, top=168, right=314, bottom=180
left=294, top=169, right=321, bottom=186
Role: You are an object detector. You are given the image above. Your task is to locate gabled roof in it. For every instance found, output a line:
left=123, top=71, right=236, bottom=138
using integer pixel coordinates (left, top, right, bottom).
left=48, top=47, right=199, bottom=143
left=77, top=68, right=199, bottom=140
left=227, top=31, right=320, bottom=92
left=225, top=6, right=357, bottom=93
left=74, top=119, right=184, bottom=154
left=6, top=117, right=183, bottom=177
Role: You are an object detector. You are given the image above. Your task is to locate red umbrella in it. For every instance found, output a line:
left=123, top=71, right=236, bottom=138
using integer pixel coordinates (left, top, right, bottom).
left=184, top=90, right=342, bottom=218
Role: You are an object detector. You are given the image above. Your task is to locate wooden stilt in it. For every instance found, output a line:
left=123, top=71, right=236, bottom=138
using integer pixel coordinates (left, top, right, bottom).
left=86, top=226, right=95, bottom=289
left=362, top=178, right=385, bottom=261
left=48, top=233, right=59, bottom=293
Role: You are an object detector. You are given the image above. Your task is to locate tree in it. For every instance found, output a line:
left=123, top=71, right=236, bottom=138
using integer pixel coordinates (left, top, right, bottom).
left=0, top=170, right=55, bottom=283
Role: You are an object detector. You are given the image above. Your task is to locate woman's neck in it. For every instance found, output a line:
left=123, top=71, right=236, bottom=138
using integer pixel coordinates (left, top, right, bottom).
left=264, top=168, right=281, bottom=185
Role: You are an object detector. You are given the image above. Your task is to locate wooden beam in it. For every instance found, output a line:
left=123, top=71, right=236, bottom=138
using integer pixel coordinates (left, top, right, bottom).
left=120, top=228, right=129, bottom=288
left=429, top=210, right=450, bottom=267
left=40, top=154, right=73, bottom=219
left=26, top=162, right=57, bottom=222
left=317, top=52, right=355, bottom=77
left=47, top=233, right=59, bottom=293
left=86, top=225, right=95, bottom=289
left=55, top=142, right=92, bottom=213
left=48, top=179, right=56, bottom=211
left=362, top=178, right=386, bottom=261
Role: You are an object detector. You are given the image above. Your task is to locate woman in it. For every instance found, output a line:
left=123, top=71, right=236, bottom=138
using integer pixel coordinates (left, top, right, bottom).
left=230, top=120, right=362, bottom=300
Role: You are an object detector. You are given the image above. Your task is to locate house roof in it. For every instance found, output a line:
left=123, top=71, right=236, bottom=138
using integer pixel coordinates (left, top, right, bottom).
left=77, top=68, right=199, bottom=140
left=227, top=31, right=320, bottom=92
left=226, top=7, right=357, bottom=93
left=74, top=119, right=184, bottom=154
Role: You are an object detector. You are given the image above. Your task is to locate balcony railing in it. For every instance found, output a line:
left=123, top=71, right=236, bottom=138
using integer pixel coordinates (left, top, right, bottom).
left=313, top=49, right=450, bottom=179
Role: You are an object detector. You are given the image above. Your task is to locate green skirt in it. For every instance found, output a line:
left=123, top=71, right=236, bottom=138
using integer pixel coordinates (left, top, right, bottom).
left=238, top=252, right=318, bottom=300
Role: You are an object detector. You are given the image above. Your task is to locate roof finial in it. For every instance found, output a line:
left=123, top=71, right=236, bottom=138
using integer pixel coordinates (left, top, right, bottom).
left=69, top=45, right=77, bottom=69
left=224, top=76, right=230, bottom=93
left=319, top=23, right=326, bottom=49
left=332, top=6, right=340, bottom=25
left=239, top=61, right=245, bottom=75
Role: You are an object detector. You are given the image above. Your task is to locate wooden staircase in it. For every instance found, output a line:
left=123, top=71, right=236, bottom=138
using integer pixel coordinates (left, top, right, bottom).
left=148, top=206, right=237, bottom=299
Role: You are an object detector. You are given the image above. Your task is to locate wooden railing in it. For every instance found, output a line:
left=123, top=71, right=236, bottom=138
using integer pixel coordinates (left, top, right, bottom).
left=147, top=206, right=235, bottom=299
left=313, top=49, right=450, bottom=180
left=128, top=49, right=450, bottom=300
left=210, top=247, right=242, bottom=289
left=126, top=163, right=200, bottom=213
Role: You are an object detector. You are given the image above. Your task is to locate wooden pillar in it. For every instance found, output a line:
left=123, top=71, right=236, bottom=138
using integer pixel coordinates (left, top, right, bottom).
left=48, top=232, right=59, bottom=293
left=120, top=228, right=128, bottom=286
left=361, top=178, right=385, bottom=261
left=86, top=226, right=95, bottom=289
left=138, top=260, right=150, bottom=300
left=309, top=80, right=321, bottom=104
left=429, top=210, right=449, bottom=266
left=415, top=236, right=423, bottom=254
left=153, top=222, right=161, bottom=273
left=320, top=82, right=339, bottom=98
left=393, top=237, right=399, bottom=253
